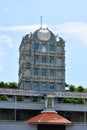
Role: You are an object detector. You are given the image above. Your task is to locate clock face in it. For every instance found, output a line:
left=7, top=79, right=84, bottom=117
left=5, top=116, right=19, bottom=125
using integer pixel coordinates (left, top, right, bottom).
left=37, top=28, right=51, bottom=41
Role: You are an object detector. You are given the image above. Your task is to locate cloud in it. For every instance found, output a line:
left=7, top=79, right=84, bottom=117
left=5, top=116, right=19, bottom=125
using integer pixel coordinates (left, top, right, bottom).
left=0, top=25, right=41, bottom=31
left=53, top=22, right=87, bottom=44
left=0, top=22, right=87, bottom=44
left=0, top=35, right=14, bottom=48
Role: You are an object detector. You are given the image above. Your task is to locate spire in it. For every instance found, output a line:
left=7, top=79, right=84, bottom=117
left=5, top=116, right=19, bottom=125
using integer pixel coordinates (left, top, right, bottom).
left=40, top=16, right=42, bottom=28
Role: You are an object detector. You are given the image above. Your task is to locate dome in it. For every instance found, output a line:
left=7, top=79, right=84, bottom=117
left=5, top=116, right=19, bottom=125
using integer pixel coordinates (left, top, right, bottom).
left=32, top=28, right=56, bottom=42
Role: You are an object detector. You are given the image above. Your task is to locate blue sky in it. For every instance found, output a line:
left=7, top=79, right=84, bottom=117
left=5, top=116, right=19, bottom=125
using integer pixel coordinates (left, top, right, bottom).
left=0, top=0, right=87, bottom=87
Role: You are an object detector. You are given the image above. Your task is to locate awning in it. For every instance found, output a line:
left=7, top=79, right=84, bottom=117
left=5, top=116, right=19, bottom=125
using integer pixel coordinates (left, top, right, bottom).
left=25, top=111, right=72, bottom=125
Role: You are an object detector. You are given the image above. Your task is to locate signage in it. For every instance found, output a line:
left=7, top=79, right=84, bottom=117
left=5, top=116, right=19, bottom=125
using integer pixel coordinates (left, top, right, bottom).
left=0, top=88, right=87, bottom=99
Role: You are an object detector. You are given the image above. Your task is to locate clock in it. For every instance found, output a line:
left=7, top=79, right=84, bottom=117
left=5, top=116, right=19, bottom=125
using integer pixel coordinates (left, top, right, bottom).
left=37, top=28, right=51, bottom=41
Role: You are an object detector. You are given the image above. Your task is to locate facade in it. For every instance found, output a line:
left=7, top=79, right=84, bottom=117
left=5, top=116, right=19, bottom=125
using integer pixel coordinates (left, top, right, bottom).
left=0, top=27, right=87, bottom=130
left=19, top=27, right=65, bottom=92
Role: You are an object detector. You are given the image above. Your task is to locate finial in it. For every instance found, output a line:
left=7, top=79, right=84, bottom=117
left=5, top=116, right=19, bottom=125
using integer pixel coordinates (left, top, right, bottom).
left=40, top=16, right=42, bottom=28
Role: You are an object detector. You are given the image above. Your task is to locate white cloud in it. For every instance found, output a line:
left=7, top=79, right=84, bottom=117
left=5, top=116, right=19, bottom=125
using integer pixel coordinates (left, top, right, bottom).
left=0, top=22, right=87, bottom=44
left=53, top=22, right=87, bottom=44
left=0, top=35, right=14, bottom=48
left=0, top=25, right=41, bottom=31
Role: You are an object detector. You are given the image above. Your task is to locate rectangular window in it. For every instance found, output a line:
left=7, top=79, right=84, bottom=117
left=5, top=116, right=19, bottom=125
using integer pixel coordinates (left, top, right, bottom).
left=50, top=45, right=55, bottom=51
left=41, top=44, right=46, bottom=52
left=23, top=53, right=25, bottom=60
left=50, top=70, right=54, bottom=77
left=34, top=43, right=39, bottom=50
left=42, top=69, right=46, bottom=76
left=41, top=83, right=46, bottom=90
left=50, top=57, right=55, bottom=64
left=34, top=57, right=39, bottom=63
left=42, top=57, right=46, bottom=63
left=23, top=42, right=26, bottom=49
left=34, top=82, right=38, bottom=90
left=34, top=69, right=38, bottom=75
left=50, top=83, right=54, bottom=90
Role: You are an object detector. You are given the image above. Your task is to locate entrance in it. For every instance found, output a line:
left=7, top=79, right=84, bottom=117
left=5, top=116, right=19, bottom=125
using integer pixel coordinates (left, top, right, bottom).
left=38, top=124, right=65, bottom=130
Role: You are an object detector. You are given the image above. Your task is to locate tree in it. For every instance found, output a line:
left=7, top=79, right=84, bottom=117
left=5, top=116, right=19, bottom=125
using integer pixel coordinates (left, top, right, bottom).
left=0, top=81, right=5, bottom=88
left=69, top=85, right=76, bottom=92
left=0, top=81, right=18, bottom=89
left=8, top=82, right=18, bottom=89
left=76, top=85, right=85, bottom=92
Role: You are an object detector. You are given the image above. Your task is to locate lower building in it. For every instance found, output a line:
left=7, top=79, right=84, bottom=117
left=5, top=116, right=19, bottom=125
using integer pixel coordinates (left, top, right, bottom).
left=0, top=88, right=87, bottom=130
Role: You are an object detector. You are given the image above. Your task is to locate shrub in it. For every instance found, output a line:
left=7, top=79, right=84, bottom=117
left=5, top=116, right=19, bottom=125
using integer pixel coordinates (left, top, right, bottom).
left=0, top=95, right=8, bottom=101
left=62, top=97, right=84, bottom=104
left=17, top=96, right=23, bottom=101
left=32, top=97, right=38, bottom=102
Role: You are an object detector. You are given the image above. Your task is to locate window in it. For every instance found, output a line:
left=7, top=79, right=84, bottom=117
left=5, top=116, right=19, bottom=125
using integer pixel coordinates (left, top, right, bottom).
left=34, top=82, right=38, bottom=90
left=23, top=42, right=26, bottom=49
left=50, top=70, right=54, bottom=77
left=50, top=57, right=55, bottom=64
left=50, top=84, right=54, bottom=90
left=34, top=69, right=38, bottom=75
left=42, top=83, right=46, bottom=90
left=34, top=57, right=39, bottom=63
left=47, top=99, right=52, bottom=108
left=41, top=44, right=47, bottom=52
left=34, top=43, right=39, bottom=50
left=42, top=69, right=46, bottom=76
left=50, top=45, right=55, bottom=51
left=42, top=57, right=46, bottom=63
left=23, top=53, right=25, bottom=60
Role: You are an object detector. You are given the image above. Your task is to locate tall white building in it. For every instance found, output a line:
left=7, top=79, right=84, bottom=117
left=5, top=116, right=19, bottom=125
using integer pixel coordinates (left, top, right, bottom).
left=19, top=27, right=65, bottom=92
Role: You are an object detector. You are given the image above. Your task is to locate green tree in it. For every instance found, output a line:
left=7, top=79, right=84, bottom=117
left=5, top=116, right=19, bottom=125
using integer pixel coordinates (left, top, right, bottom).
left=0, top=81, right=5, bottom=88
left=76, top=85, right=85, bottom=92
left=69, top=85, right=76, bottom=92
left=8, top=82, right=18, bottom=89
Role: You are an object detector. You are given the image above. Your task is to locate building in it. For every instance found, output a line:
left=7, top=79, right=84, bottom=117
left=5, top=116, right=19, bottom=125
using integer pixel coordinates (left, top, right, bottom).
left=19, top=27, right=65, bottom=92
left=0, top=26, right=87, bottom=130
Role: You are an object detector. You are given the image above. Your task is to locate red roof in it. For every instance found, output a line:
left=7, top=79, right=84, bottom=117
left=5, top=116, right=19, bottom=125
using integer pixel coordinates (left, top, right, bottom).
left=25, top=111, right=72, bottom=125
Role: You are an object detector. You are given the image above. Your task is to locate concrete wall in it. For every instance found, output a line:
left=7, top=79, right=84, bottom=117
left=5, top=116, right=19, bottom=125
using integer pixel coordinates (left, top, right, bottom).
left=0, top=122, right=87, bottom=130
left=66, top=124, right=87, bottom=130
left=0, top=122, right=37, bottom=130
left=0, top=100, right=87, bottom=112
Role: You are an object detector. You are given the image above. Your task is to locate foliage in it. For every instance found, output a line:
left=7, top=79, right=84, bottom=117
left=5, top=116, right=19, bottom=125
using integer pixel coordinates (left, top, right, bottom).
left=69, top=85, right=76, bottom=92
left=17, top=96, right=23, bottom=101
left=62, top=97, right=84, bottom=104
left=32, top=97, right=38, bottom=102
left=62, top=98, right=71, bottom=103
left=76, top=85, right=85, bottom=92
left=0, top=81, right=19, bottom=89
left=0, top=95, right=8, bottom=101
left=68, top=84, right=86, bottom=92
